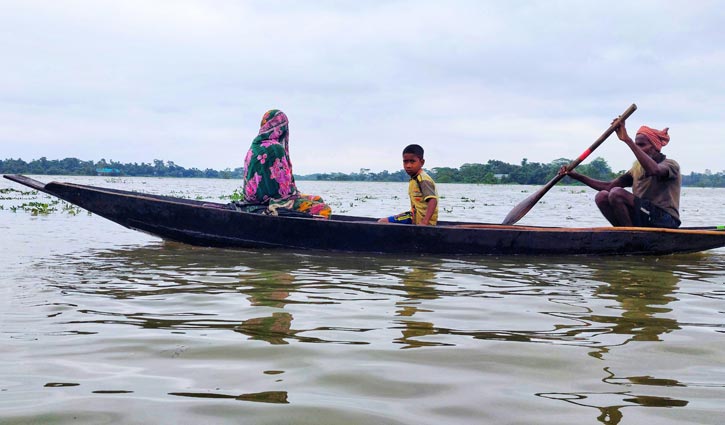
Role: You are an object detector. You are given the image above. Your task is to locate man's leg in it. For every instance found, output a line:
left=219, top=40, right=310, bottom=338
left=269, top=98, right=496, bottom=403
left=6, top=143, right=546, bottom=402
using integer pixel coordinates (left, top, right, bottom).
left=607, top=187, right=636, bottom=227
left=595, top=190, right=618, bottom=226
left=594, top=189, right=636, bottom=226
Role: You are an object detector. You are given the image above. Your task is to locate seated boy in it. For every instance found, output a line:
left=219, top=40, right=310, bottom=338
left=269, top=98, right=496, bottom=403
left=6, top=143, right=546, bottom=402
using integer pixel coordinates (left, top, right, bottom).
left=378, top=144, right=439, bottom=225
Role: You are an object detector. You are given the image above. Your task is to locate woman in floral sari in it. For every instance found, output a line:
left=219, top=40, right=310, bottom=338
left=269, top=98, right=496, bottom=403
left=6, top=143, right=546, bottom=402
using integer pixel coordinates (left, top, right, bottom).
left=240, top=110, right=331, bottom=218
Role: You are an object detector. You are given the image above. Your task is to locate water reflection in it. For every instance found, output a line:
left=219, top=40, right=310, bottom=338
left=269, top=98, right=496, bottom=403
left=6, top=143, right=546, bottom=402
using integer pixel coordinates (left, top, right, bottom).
left=5, top=179, right=725, bottom=423
left=42, top=245, right=693, bottom=354
left=236, top=270, right=293, bottom=345
left=169, top=390, right=289, bottom=404
left=537, top=390, right=688, bottom=424
left=534, top=256, right=687, bottom=424
left=586, top=262, right=680, bottom=353
left=32, top=244, right=724, bottom=423
left=394, top=265, right=446, bottom=349
left=45, top=244, right=386, bottom=345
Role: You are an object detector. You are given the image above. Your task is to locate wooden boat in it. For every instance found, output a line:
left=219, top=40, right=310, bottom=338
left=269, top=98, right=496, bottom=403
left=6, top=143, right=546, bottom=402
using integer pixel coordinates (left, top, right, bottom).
left=5, top=174, right=725, bottom=255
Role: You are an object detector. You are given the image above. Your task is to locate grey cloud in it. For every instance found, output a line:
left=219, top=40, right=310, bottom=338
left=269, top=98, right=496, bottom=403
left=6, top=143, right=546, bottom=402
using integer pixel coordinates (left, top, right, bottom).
left=1, top=1, right=724, bottom=174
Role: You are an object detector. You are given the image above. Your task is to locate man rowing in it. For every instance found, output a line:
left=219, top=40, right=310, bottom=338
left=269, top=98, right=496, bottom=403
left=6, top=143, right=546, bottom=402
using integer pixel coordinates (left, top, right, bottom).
left=559, top=119, right=681, bottom=228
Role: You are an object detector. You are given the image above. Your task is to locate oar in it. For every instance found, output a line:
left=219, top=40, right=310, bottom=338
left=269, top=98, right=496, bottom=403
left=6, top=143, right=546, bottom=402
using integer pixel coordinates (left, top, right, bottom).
left=501, top=103, right=638, bottom=225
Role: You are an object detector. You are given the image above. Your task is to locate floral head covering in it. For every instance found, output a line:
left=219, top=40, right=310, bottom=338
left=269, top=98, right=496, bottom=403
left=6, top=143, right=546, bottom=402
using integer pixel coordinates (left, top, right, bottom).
left=258, top=109, right=290, bottom=154
left=242, top=110, right=299, bottom=203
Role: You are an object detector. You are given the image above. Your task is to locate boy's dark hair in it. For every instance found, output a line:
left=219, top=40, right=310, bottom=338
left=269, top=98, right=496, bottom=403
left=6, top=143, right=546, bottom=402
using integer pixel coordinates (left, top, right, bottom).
left=403, top=144, right=424, bottom=159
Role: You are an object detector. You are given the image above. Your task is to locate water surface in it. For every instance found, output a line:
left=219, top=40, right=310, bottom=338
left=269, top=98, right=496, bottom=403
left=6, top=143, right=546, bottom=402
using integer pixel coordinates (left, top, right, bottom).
left=1, top=176, right=724, bottom=424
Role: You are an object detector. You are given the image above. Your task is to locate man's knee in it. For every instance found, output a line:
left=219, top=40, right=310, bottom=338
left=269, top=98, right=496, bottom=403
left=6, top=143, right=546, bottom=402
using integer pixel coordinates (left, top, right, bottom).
left=595, top=190, right=610, bottom=206
left=608, top=187, right=630, bottom=205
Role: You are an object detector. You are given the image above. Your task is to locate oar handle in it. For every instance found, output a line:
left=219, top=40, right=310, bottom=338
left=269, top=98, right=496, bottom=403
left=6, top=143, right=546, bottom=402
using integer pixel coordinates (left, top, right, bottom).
left=566, top=103, right=637, bottom=171
left=501, top=103, right=638, bottom=225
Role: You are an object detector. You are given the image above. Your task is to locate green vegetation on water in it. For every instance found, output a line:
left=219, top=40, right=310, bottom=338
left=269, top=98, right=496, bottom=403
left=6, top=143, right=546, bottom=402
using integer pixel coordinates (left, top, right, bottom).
left=2, top=156, right=725, bottom=187
left=7, top=199, right=83, bottom=216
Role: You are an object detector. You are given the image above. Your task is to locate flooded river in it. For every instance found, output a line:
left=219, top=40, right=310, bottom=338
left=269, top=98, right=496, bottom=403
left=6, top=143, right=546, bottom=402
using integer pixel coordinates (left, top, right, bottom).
left=1, top=176, right=724, bottom=424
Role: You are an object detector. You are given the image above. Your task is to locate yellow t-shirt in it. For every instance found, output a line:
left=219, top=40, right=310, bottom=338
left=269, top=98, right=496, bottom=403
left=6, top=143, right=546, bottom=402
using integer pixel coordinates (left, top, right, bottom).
left=408, top=170, right=438, bottom=225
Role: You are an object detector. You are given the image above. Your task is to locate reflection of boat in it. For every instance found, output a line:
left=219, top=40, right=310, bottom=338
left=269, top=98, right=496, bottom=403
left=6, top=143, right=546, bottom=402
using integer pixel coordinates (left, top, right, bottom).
left=6, top=174, right=725, bottom=256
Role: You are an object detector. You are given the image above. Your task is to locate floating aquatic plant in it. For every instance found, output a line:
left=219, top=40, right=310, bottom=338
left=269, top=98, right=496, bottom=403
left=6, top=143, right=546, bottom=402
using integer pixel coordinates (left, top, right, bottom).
left=0, top=188, right=38, bottom=200
left=5, top=198, right=86, bottom=216
left=15, top=201, right=56, bottom=215
left=220, top=188, right=245, bottom=202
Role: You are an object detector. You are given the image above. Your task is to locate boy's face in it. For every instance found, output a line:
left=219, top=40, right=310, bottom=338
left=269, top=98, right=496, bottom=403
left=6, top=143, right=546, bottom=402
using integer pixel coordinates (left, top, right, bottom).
left=403, top=153, right=424, bottom=177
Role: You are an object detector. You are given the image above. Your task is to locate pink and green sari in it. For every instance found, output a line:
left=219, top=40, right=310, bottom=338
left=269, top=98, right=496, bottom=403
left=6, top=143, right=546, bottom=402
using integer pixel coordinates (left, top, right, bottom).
left=240, top=110, right=331, bottom=218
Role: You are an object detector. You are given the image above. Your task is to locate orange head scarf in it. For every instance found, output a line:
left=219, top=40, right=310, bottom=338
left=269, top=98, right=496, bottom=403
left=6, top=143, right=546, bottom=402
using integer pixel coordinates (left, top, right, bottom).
left=636, top=126, right=670, bottom=151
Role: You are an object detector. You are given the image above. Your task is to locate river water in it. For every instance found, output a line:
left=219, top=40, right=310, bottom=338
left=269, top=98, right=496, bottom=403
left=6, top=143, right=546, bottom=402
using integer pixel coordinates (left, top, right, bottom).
left=1, top=176, right=724, bottom=424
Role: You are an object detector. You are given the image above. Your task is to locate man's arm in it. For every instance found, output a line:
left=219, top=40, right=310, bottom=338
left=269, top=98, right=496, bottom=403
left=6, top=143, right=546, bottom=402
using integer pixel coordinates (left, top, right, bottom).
left=561, top=167, right=629, bottom=191
left=616, top=120, right=671, bottom=178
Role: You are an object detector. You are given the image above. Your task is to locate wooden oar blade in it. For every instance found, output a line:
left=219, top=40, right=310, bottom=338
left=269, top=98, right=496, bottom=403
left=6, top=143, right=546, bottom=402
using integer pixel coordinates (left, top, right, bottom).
left=502, top=177, right=560, bottom=225
left=502, top=191, right=541, bottom=225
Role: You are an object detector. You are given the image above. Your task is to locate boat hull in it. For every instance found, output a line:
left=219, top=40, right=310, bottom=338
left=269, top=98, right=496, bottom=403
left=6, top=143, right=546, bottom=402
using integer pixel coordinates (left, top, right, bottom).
left=5, top=174, right=725, bottom=255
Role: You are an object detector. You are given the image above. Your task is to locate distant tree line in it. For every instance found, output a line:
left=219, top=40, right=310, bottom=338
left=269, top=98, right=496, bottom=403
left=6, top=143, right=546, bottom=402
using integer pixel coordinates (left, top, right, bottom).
left=0, top=157, right=244, bottom=179
left=299, top=157, right=619, bottom=184
left=2, top=156, right=724, bottom=186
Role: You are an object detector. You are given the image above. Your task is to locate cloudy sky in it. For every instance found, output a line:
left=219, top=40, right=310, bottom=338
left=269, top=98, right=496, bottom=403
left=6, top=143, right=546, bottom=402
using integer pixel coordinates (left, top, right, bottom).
left=2, top=0, right=724, bottom=174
